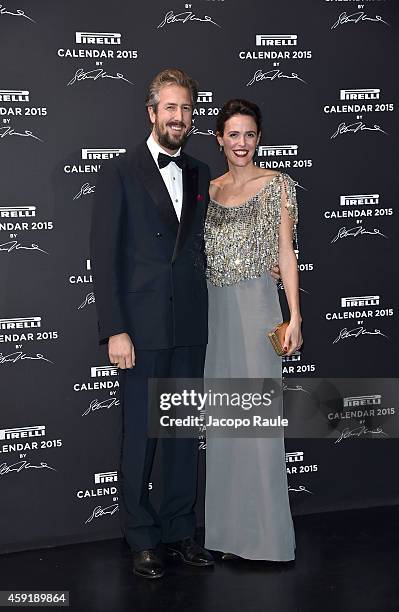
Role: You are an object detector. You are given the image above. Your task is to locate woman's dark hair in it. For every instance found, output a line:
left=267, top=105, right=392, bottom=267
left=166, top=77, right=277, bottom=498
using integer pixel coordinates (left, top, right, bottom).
left=216, top=98, right=262, bottom=135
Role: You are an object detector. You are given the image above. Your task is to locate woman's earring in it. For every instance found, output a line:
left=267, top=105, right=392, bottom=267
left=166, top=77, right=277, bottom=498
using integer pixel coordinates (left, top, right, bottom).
left=219, top=144, right=224, bottom=152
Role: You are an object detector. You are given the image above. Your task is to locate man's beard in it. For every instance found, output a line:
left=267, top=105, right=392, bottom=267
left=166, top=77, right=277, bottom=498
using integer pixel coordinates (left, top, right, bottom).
left=154, top=119, right=188, bottom=151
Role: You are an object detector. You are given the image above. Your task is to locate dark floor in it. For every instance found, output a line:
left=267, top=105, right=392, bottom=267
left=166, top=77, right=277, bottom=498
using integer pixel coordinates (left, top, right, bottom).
left=0, top=505, right=398, bottom=612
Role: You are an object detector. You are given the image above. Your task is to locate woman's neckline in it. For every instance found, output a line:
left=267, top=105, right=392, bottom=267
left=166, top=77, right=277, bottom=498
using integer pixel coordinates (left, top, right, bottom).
left=210, top=173, right=282, bottom=209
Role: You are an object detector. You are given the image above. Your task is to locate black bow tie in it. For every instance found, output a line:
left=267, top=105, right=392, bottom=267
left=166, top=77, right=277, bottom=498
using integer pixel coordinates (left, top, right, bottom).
left=158, top=152, right=186, bottom=170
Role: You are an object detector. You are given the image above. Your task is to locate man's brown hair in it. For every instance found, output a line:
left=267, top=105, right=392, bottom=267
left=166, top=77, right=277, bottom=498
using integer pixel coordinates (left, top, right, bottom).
left=145, top=68, right=198, bottom=111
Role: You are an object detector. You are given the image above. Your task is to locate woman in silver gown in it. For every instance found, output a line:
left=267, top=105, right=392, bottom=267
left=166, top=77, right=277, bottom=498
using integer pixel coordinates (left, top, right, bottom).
left=204, top=99, right=303, bottom=561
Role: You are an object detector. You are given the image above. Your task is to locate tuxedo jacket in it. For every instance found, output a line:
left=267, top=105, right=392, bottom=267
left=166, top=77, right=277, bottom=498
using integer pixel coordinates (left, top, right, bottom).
left=89, top=139, right=210, bottom=349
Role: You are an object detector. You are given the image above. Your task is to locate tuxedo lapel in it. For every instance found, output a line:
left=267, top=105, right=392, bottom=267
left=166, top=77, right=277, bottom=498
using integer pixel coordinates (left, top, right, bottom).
left=172, top=164, right=198, bottom=263
left=136, top=141, right=179, bottom=234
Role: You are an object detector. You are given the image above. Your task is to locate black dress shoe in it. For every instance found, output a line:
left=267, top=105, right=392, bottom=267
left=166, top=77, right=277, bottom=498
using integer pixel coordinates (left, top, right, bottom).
left=133, top=549, right=165, bottom=579
left=165, top=537, right=214, bottom=567
left=221, top=552, right=241, bottom=561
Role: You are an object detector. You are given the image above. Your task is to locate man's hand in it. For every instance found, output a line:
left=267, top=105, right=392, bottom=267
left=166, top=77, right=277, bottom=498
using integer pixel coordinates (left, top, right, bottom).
left=109, top=333, right=135, bottom=369
left=270, top=264, right=281, bottom=281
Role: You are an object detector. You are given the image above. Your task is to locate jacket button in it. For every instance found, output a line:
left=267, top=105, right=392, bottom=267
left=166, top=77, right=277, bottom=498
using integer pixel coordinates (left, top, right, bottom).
left=155, top=232, right=162, bottom=238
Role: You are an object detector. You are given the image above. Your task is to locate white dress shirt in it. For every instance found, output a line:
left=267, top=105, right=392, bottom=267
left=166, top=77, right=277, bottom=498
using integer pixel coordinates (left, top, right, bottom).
left=146, top=133, right=183, bottom=221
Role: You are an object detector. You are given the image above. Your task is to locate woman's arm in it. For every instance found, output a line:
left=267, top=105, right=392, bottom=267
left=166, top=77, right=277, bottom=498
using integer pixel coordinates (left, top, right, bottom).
left=277, top=177, right=303, bottom=353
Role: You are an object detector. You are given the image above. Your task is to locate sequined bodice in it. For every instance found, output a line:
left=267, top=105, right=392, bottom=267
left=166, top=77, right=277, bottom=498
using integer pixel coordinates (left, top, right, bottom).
left=204, top=172, right=298, bottom=287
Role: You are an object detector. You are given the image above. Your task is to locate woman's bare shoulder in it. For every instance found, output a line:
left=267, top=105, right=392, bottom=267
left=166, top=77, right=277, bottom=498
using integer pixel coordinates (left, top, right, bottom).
left=209, top=173, right=229, bottom=197
left=255, top=169, right=281, bottom=180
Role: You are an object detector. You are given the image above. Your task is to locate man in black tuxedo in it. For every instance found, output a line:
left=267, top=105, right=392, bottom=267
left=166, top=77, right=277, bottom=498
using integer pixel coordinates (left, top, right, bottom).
left=90, top=69, right=214, bottom=578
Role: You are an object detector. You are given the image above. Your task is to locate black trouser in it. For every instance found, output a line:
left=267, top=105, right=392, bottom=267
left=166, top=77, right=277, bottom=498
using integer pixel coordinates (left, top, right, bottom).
left=118, top=346, right=206, bottom=552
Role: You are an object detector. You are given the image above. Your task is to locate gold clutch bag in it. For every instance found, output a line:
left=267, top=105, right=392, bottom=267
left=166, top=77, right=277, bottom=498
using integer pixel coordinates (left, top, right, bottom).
left=268, top=321, right=289, bottom=356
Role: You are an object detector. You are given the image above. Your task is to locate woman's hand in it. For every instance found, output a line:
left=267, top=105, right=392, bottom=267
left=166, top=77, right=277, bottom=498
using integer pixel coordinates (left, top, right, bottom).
left=283, top=320, right=303, bottom=356
left=269, top=264, right=281, bottom=281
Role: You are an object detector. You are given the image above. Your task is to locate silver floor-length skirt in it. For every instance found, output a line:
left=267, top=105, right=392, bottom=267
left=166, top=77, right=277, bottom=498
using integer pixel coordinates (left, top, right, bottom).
left=204, top=272, right=296, bottom=560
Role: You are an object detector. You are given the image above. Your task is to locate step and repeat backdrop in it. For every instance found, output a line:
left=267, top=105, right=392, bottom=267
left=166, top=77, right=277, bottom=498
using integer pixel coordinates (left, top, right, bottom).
left=0, top=1, right=398, bottom=553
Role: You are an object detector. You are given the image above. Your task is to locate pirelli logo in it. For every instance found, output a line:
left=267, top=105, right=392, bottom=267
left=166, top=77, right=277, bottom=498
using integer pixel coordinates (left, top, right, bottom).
left=257, top=145, right=298, bottom=157
left=0, top=425, right=45, bottom=440
left=0, top=316, right=41, bottom=330
left=341, top=296, right=380, bottom=308
left=340, top=88, right=380, bottom=101
left=0, top=89, right=29, bottom=102
left=197, top=91, right=213, bottom=103
left=286, top=451, right=303, bottom=463
left=340, top=194, right=379, bottom=206
left=90, top=366, right=119, bottom=378
left=0, top=206, right=36, bottom=218
left=256, top=34, right=297, bottom=46
left=81, top=148, right=126, bottom=160
left=343, top=395, right=381, bottom=407
left=75, top=32, right=121, bottom=45
left=283, top=352, right=301, bottom=362
left=94, top=471, right=118, bottom=483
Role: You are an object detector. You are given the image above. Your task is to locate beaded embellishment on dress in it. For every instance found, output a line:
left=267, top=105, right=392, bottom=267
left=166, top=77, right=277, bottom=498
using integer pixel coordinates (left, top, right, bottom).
left=204, top=173, right=298, bottom=287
